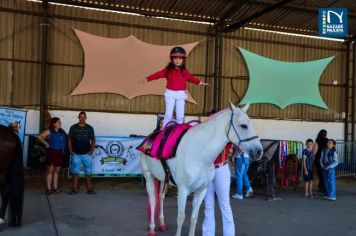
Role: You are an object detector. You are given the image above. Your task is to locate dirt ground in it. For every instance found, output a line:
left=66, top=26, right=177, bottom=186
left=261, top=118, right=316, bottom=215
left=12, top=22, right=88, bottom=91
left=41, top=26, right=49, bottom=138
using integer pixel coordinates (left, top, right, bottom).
left=1, top=176, right=356, bottom=236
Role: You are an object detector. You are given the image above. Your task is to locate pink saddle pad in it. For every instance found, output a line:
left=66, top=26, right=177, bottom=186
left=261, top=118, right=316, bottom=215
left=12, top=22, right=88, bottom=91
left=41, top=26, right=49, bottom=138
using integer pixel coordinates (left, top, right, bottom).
left=137, top=121, right=199, bottom=160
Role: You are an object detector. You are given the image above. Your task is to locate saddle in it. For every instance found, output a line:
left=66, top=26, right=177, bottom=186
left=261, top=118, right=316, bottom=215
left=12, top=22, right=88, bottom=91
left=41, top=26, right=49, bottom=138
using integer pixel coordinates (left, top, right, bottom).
left=137, top=120, right=199, bottom=188
left=137, top=121, right=198, bottom=160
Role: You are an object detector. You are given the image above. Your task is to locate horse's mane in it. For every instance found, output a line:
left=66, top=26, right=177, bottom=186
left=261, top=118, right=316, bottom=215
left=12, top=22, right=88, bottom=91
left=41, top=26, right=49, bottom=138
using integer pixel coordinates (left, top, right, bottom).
left=208, top=108, right=229, bottom=120
left=204, top=107, right=248, bottom=124
left=188, top=108, right=230, bottom=128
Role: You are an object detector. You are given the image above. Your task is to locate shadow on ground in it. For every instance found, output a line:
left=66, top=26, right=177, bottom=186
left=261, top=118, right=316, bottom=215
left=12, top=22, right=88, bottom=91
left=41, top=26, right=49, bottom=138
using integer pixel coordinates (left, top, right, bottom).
left=1, top=177, right=356, bottom=236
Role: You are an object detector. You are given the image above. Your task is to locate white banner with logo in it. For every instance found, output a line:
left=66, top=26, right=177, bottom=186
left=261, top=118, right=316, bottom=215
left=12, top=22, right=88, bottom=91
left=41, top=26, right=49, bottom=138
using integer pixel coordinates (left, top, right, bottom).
left=80, top=136, right=145, bottom=177
left=0, top=107, right=27, bottom=143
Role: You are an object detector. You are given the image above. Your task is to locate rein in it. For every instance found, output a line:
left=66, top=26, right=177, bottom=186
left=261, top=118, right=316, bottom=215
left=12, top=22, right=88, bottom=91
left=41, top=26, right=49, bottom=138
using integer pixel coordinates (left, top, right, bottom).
left=227, top=111, right=258, bottom=147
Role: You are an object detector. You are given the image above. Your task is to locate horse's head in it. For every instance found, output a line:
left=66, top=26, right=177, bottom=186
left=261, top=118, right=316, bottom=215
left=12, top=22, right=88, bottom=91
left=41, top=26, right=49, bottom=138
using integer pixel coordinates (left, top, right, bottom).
left=227, top=102, right=263, bottom=161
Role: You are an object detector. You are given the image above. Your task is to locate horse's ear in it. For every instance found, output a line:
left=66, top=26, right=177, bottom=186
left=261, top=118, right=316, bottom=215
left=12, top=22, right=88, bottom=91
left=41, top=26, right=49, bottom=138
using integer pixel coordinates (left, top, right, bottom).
left=241, top=104, right=250, bottom=113
left=229, top=100, right=238, bottom=113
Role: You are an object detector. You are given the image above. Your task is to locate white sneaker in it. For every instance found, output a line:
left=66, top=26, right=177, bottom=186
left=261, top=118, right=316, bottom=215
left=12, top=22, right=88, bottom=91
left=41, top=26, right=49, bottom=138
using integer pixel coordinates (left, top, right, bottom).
left=232, top=193, right=243, bottom=200
left=246, top=188, right=254, bottom=198
left=0, top=218, right=4, bottom=224
left=324, top=196, right=336, bottom=201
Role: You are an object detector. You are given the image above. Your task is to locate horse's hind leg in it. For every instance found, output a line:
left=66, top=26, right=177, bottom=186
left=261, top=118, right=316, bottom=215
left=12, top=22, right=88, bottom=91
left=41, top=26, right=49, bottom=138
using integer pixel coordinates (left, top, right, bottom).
left=0, top=185, right=10, bottom=224
left=158, top=180, right=167, bottom=232
left=188, top=188, right=207, bottom=236
left=176, top=188, right=189, bottom=236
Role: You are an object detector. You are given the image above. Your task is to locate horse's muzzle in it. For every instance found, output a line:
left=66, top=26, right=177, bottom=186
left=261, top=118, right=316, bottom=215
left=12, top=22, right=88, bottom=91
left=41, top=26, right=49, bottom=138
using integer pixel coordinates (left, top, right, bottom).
left=251, top=147, right=263, bottom=160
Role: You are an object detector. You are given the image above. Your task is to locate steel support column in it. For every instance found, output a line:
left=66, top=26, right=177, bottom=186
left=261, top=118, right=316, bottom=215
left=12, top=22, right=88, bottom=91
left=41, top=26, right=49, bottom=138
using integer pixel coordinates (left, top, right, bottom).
left=352, top=42, right=356, bottom=142
left=203, top=26, right=212, bottom=113
left=344, top=43, right=350, bottom=142
left=39, top=0, right=49, bottom=131
left=214, top=26, right=223, bottom=111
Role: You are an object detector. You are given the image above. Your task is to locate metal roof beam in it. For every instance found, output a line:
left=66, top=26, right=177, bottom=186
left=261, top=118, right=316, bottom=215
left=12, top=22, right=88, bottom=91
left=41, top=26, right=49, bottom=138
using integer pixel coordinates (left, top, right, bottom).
left=48, top=0, right=217, bottom=23
left=223, top=0, right=295, bottom=33
left=168, top=0, right=179, bottom=12
left=215, top=0, right=246, bottom=27
left=250, top=0, right=356, bottom=17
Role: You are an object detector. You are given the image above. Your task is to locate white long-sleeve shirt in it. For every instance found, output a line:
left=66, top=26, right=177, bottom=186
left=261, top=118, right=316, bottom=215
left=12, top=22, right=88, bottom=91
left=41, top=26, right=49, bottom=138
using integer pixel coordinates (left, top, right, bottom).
left=320, top=148, right=339, bottom=169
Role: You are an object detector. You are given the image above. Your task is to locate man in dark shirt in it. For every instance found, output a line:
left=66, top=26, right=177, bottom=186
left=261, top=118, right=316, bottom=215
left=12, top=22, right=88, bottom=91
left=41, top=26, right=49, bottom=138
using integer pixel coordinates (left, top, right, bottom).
left=68, top=111, right=96, bottom=194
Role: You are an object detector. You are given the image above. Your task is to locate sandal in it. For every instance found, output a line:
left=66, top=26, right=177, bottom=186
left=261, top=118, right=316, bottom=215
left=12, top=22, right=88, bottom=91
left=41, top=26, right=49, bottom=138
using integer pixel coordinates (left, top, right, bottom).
left=53, top=189, right=62, bottom=194
left=69, top=190, right=78, bottom=195
left=86, top=189, right=96, bottom=194
left=45, top=189, right=54, bottom=195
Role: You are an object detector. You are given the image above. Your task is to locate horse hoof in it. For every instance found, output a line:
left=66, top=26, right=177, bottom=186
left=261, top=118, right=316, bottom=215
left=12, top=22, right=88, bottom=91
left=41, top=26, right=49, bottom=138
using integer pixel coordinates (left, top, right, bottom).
left=159, top=224, right=167, bottom=232
left=147, top=232, right=157, bottom=236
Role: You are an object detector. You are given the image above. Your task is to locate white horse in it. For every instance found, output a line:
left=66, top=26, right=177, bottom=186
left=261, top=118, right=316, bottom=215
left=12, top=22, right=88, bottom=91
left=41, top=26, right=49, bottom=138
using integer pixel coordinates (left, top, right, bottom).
left=140, top=102, right=263, bottom=236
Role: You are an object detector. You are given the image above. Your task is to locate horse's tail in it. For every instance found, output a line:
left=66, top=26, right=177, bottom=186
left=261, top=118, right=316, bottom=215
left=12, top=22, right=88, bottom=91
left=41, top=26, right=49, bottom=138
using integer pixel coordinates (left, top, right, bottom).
left=147, top=178, right=159, bottom=223
left=8, top=137, right=24, bottom=226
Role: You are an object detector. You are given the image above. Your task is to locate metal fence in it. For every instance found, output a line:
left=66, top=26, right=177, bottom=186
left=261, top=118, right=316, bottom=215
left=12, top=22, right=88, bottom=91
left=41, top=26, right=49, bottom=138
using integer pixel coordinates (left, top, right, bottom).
left=335, top=141, right=356, bottom=177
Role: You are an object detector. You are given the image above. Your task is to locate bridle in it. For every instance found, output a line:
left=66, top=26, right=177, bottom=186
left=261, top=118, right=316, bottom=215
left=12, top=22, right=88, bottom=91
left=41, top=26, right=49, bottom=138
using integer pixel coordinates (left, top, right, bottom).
left=227, top=111, right=259, bottom=147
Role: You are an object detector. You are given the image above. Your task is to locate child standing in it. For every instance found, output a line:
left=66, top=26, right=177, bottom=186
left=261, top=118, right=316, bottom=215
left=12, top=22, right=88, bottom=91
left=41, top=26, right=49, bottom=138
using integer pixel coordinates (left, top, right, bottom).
left=320, top=139, right=339, bottom=201
left=141, top=46, right=209, bottom=128
left=302, top=139, right=314, bottom=198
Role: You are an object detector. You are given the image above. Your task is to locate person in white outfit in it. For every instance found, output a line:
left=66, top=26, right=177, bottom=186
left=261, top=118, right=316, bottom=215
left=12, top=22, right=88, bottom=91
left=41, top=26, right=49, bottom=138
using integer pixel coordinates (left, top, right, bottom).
left=203, top=143, right=235, bottom=236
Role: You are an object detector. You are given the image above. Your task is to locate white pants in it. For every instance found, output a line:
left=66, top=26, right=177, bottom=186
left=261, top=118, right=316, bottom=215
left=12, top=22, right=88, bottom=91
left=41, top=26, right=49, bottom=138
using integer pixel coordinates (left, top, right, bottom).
left=203, top=164, right=235, bottom=236
left=163, top=89, right=187, bottom=128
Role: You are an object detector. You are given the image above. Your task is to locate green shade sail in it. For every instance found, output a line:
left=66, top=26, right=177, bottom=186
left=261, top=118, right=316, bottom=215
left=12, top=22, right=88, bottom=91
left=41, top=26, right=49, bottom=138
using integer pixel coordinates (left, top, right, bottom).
left=238, top=48, right=334, bottom=109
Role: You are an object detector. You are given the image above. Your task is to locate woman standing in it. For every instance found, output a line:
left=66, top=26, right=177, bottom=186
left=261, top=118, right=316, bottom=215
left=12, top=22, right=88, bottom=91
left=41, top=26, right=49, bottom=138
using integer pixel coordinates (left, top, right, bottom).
left=313, top=129, right=328, bottom=193
left=37, top=118, right=67, bottom=195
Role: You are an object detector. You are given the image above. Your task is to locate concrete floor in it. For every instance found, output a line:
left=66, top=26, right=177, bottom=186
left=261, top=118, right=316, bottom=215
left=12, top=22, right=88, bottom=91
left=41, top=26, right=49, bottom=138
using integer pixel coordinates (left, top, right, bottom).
left=1, top=177, right=356, bottom=236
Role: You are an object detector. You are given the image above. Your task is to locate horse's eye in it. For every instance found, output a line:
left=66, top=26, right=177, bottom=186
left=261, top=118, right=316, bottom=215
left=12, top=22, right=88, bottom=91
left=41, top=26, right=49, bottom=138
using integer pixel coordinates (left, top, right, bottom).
left=240, top=124, right=248, bottom=129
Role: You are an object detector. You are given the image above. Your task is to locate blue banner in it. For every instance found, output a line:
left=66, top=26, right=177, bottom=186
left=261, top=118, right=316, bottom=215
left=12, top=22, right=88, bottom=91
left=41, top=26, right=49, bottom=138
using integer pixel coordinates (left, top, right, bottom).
left=319, top=8, right=348, bottom=38
left=0, top=107, right=27, bottom=143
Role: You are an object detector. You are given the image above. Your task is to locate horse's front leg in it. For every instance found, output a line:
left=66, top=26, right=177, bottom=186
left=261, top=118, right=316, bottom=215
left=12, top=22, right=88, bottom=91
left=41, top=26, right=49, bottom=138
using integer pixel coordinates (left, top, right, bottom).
left=176, top=187, right=189, bottom=236
left=188, top=188, right=208, bottom=236
left=158, top=180, right=167, bottom=232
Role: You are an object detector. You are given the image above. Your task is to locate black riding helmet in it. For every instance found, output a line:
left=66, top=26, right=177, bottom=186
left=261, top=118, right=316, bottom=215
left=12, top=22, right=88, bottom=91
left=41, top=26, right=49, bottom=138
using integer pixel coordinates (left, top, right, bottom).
left=170, top=46, right=186, bottom=58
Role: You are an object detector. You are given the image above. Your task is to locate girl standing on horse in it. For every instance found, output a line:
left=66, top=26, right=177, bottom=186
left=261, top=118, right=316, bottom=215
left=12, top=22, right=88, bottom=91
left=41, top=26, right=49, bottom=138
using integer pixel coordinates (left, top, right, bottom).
left=141, top=46, right=209, bottom=128
left=37, top=118, right=67, bottom=195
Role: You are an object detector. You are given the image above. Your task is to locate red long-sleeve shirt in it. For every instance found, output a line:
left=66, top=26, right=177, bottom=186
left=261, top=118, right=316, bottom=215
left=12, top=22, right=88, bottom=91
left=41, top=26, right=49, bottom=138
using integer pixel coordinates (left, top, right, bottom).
left=146, top=67, right=201, bottom=91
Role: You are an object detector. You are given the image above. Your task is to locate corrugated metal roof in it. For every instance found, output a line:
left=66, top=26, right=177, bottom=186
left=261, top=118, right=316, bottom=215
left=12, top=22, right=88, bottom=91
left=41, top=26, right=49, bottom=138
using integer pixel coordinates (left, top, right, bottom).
left=0, top=0, right=351, bottom=121
left=49, top=0, right=356, bottom=37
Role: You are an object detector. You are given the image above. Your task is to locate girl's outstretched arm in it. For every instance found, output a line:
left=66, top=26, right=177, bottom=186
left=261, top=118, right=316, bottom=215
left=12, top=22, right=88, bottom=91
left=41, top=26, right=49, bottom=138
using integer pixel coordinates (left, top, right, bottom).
left=146, top=68, right=167, bottom=81
left=185, top=70, right=201, bottom=85
left=199, top=81, right=210, bottom=86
